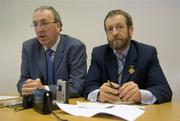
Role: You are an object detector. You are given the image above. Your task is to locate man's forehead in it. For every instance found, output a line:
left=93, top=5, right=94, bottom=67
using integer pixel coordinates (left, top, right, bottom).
left=33, top=18, right=48, bottom=23
left=34, top=9, right=51, bottom=14
left=106, top=15, right=126, bottom=22
left=32, top=10, right=53, bottom=21
left=105, top=15, right=126, bottom=25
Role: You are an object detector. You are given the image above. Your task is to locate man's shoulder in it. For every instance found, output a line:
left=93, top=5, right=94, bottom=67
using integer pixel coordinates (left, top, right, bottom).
left=22, top=38, right=42, bottom=53
left=61, top=34, right=84, bottom=46
left=91, top=44, right=111, bottom=59
left=23, top=37, right=38, bottom=46
left=93, top=44, right=109, bottom=52
left=131, top=40, right=157, bottom=59
left=131, top=40, right=155, bottom=51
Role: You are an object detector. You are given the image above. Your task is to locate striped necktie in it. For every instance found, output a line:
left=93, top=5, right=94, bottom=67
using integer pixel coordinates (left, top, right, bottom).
left=116, top=54, right=125, bottom=84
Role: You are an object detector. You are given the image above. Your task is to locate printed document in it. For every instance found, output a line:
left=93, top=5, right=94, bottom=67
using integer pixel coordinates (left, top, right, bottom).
left=56, top=102, right=144, bottom=121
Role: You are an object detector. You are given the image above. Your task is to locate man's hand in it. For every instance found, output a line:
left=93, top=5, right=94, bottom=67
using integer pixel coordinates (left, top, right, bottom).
left=119, top=81, right=141, bottom=103
left=21, top=78, right=43, bottom=95
left=98, top=81, right=120, bottom=103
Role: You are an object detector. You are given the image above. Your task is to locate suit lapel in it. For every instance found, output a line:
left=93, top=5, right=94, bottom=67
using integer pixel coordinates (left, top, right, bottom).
left=122, top=41, right=137, bottom=84
left=105, top=46, right=118, bottom=83
left=53, top=35, right=65, bottom=75
left=35, top=43, right=47, bottom=82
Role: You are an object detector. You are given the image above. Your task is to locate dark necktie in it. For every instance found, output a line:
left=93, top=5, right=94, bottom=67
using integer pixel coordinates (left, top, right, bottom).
left=45, top=48, right=54, bottom=85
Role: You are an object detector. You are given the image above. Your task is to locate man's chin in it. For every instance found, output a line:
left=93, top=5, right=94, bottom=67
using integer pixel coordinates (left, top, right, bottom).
left=37, top=39, right=47, bottom=45
left=112, top=43, right=128, bottom=51
left=113, top=39, right=130, bottom=50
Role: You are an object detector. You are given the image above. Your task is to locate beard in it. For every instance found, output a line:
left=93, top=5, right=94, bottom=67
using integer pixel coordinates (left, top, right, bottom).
left=108, top=34, right=131, bottom=51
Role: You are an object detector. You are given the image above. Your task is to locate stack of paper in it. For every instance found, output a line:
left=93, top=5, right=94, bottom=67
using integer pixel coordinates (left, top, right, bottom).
left=0, top=96, right=19, bottom=101
left=56, top=101, right=144, bottom=121
left=0, top=96, right=21, bottom=108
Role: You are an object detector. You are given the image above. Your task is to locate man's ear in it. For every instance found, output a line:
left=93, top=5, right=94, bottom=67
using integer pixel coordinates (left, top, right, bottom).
left=56, top=23, right=61, bottom=32
left=57, top=23, right=60, bottom=28
left=129, top=26, right=134, bottom=37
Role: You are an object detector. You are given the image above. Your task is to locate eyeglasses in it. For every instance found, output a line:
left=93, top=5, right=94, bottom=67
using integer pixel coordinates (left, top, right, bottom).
left=31, top=21, right=57, bottom=29
left=106, top=25, right=124, bottom=34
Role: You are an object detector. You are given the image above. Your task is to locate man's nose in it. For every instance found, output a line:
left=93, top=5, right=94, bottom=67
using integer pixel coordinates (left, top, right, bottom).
left=112, top=27, right=119, bottom=36
left=35, top=25, right=44, bottom=32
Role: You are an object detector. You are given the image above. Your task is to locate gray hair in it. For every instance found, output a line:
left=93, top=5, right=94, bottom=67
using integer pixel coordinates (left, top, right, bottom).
left=34, top=6, right=63, bottom=31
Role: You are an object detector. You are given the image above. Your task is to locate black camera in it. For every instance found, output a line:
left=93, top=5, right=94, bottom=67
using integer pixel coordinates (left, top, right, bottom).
left=22, top=94, right=34, bottom=109
left=22, top=89, right=52, bottom=114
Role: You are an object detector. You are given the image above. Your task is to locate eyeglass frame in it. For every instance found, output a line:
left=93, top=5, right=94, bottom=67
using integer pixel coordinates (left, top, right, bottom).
left=31, top=21, right=57, bottom=29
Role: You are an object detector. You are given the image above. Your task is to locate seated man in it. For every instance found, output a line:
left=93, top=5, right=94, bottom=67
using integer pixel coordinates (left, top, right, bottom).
left=17, top=6, right=87, bottom=98
left=84, top=9, right=172, bottom=104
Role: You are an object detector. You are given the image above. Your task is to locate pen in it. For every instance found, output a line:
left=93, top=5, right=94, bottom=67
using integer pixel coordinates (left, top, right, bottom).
left=108, top=80, right=113, bottom=88
left=108, top=80, right=120, bottom=89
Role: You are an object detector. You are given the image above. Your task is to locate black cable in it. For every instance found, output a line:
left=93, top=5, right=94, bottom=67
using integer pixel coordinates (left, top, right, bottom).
left=52, top=111, right=68, bottom=121
left=46, top=92, right=68, bottom=121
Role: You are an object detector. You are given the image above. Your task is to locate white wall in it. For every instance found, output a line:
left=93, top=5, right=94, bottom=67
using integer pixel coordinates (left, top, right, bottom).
left=0, top=0, right=2, bottom=94
left=0, top=0, right=179, bottom=102
left=177, top=4, right=180, bottom=102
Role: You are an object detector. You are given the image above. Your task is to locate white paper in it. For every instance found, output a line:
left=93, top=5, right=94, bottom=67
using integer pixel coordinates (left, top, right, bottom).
left=76, top=101, right=114, bottom=109
left=0, top=96, right=19, bottom=100
left=76, top=101, right=145, bottom=110
left=56, top=102, right=144, bottom=121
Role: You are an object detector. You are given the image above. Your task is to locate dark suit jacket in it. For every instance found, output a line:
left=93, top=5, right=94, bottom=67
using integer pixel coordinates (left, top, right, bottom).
left=17, top=34, right=87, bottom=98
left=84, top=40, right=172, bottom=104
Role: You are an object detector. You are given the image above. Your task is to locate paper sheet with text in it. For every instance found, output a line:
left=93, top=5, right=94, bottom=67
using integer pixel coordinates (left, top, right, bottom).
left=56, top=101, right=144, bottom=121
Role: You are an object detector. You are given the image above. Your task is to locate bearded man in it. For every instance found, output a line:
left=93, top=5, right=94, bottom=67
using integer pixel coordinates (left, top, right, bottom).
left=84, top=9, right=172, bottom=104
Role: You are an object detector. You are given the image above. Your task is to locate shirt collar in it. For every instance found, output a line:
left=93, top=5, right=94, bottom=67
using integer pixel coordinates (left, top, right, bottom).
left=113, top=44, right=130, bottom=59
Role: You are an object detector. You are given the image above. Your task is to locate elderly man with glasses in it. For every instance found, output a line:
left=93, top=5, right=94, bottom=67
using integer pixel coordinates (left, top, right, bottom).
left=17, top=6, right=87, bottom=99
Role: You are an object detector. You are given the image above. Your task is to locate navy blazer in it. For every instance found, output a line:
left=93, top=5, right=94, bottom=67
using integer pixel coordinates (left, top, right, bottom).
left=17, top=34, right=87, bottom=98
left=84, top=40, right=172, bottom=104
